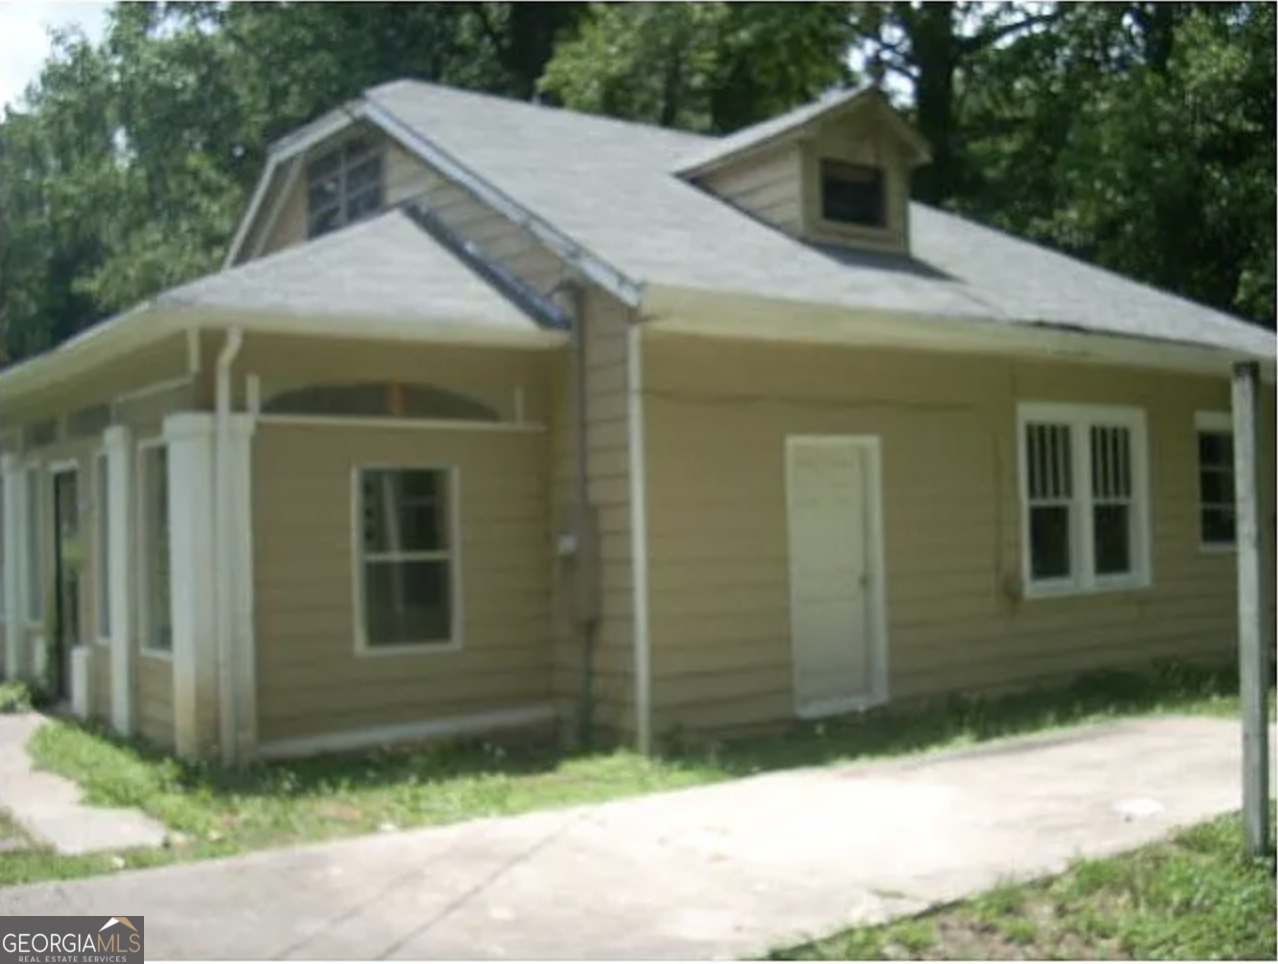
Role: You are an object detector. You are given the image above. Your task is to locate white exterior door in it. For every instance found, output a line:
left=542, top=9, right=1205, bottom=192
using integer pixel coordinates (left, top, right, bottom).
left=786, top=436, right=885, bottom=717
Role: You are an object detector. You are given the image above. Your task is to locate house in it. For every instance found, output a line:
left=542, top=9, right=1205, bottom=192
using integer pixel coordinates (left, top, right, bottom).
left=0, top=82, right=1272, bottom=763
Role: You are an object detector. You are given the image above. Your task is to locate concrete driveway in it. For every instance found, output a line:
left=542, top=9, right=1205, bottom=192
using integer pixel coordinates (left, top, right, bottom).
left=0, top=716, right=1263, bottom=960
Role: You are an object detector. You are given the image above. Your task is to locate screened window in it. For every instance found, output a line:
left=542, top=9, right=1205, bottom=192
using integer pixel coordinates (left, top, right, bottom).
left=1196, top=413, right=1235, bottom=548
left=820, top=160, right=886, bottom=228
left=307, top=136, right=384, bottom=238
left=140, top=446, right=171, bottom=653
left=356, top=468, right=456, bottom=649
left=24, top=466, right=42, bottom=623
left=95, top=452, right=111, bottom=640
left=1019, top=404, right=1149, bottom=595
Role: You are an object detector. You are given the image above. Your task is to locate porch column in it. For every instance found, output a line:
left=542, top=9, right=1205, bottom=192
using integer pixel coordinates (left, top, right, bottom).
left=1, top=454, right=20, bottom=679
left=103, top=426, right=134, bottom=735
left=164, top=414, right=219, bottom=759
left=1231, top=360, right=1270, bottom=857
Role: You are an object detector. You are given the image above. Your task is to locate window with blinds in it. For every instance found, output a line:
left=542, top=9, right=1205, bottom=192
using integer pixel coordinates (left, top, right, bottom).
left=1018, top=404, right=1149, bottom=595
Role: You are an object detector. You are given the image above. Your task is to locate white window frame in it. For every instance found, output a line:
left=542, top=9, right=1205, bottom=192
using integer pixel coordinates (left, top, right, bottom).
left=94, top=449, right=111, bottom=643
left=23, top=463, right=44, bottom=626
left=1017, top=402, right=1152, bottom=598
left=1194, top=411, right=1236, bottom=553
left=351, top=464, right=463, bottom=656
left=137, top=438, right=173, bottom=660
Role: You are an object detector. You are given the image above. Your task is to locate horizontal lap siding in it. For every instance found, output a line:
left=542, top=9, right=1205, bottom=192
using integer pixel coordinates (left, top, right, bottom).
left=550, top=291, right=636, bottom=744
left=253, top=422, right=553, bottom=743
left=645, top=333, right=1275, bottom=736
left=137, top=655, right=174, bottom=749
left=700, top=145, right=803, bottom=234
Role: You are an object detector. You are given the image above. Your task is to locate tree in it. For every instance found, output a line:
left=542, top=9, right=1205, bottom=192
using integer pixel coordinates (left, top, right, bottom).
left=540, top=3, right=855, bottom=132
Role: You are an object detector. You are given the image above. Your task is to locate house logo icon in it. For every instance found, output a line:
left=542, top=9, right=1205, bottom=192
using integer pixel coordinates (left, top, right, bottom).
left=99, top=918, right=139, bottom=935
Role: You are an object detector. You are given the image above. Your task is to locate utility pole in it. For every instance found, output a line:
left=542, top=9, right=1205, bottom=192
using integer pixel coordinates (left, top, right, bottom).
left=1232, top=360, right=1270, bottom=858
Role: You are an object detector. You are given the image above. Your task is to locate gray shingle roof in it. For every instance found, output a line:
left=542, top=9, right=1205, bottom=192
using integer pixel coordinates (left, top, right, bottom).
left=367, top=79, right=1273, bottom=359
left=160, top=208, right=543, bottom=335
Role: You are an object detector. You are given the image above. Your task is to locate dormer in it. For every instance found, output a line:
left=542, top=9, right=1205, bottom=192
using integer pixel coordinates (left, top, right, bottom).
left=676, top=87, right=931, bottom=256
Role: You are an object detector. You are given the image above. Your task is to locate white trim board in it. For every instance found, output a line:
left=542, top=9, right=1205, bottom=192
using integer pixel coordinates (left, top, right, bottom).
left=256, top=704, right=556, bottom=760
left=627, top=322, right=653, bottom=754
left=257, top=415, right=546, bottom=434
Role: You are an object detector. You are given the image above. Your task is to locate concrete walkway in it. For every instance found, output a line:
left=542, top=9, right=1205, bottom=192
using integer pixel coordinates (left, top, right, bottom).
left=0, top=713, right=168, bottom=855
left=0, top=716, right=1266, bottom=959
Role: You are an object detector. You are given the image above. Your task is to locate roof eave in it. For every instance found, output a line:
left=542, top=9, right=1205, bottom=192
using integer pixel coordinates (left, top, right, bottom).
left=641, top=283, right=1275, bottom=381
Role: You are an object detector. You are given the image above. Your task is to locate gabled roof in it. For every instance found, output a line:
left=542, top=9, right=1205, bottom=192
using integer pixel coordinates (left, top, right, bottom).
left=672, top=85, right=932, bottom=178
left=357, top=80, right=1272, bottom=360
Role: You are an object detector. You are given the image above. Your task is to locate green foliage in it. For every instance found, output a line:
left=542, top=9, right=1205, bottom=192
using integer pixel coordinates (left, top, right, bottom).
left=7, top=658, right=1256, bottom=889
left=540, top=2, right=853, bottom=132
left=775, top=809, right=1278, bottom=960
left=0, top=680, right=33, bottom=714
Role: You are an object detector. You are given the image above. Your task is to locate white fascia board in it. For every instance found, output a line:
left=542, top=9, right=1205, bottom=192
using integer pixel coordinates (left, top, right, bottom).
left=642, top=283, right=1276, bottom=381
left=0, top=304, right=566, bottom=409
left=0, top=306, right=187, bottom=404
left=168, top=306, right=569, bottom=349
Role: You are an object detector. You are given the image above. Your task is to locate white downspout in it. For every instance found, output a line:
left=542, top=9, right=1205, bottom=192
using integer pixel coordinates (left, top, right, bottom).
left=215, top=328, right=243, bottom=765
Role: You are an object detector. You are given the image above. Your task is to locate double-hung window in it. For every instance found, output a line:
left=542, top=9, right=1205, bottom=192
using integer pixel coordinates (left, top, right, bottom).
left=1018, top=403, right=1150, bottom=595
left=1195, top=412, right=1235, bottom=549
left=307, top=136, right=384, bottom=238
left=355, top=467, right=458, bottom=651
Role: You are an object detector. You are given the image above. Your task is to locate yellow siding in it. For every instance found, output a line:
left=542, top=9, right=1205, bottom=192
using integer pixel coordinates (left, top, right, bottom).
left=252, top=421, right=553, bottom=743
left=699, top=145, right=804, bottom=235
left=643, top=332, right=1275, bottom=737
left=548, top=290, right=637, bottom=744
left=137, top=654, right=174, bottom=749
left=255, top=137, right=565, bottom=295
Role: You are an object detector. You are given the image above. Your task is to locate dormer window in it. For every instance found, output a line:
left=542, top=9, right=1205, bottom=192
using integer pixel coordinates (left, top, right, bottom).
left=307, top=136, right=384, bottom=238
left=820, top=160, right=885, bottom=228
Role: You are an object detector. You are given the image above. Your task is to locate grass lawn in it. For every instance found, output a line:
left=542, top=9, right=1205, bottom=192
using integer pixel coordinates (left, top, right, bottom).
left=0, top=659, right=1267, bottom=887
left=773, top=810, right=1277, bottom=961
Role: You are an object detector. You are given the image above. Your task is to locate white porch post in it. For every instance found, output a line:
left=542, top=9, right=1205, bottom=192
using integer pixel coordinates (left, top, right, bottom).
left=164, top=414, right=219, bottom=759
left=1, top=454, right=20, bottom=679
left=104, top=426, right=134, bottom=734
left=1231, top=360, right=1270, bottom=858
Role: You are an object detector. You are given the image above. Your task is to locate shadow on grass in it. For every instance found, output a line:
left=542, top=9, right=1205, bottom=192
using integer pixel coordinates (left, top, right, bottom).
left=52, top=658, right=1251, bottom=805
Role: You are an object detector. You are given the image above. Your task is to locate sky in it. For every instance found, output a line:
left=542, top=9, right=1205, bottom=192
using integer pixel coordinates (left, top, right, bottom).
left=0, top=0, right=111, bottom=111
